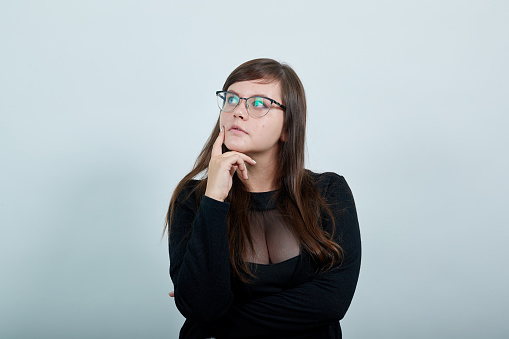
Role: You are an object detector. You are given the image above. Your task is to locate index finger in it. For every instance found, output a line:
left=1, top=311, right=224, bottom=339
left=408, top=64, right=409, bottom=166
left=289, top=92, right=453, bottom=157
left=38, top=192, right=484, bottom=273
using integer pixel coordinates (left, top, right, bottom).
left=211, top=125, right=225, bottom=157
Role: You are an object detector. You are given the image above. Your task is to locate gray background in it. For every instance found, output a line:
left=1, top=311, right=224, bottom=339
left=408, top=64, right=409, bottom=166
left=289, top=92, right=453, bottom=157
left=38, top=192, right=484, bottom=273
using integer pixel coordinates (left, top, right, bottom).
left=1, top=0, right=508, bottom=338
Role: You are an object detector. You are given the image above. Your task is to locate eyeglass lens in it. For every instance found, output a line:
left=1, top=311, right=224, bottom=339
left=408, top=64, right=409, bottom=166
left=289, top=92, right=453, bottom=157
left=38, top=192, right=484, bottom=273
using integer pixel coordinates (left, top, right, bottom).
left=217, top=92, right=272, bottom=117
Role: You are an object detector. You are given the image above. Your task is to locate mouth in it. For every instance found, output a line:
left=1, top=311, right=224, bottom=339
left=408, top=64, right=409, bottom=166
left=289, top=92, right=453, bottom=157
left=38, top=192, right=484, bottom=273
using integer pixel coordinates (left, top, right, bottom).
left=230, top=125, right=247, bottom=134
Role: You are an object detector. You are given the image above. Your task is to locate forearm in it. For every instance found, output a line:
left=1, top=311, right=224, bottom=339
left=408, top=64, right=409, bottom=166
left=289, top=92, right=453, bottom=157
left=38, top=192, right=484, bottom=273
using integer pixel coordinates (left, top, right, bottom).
left=214, top=260, right=361, bottom=338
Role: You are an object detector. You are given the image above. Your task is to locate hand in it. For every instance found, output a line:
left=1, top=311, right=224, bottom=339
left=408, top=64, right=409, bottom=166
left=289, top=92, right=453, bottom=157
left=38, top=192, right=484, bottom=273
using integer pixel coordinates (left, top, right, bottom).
left=169, top=291, right=174, bottom=297
left=204, top=126, right=256, bottom=202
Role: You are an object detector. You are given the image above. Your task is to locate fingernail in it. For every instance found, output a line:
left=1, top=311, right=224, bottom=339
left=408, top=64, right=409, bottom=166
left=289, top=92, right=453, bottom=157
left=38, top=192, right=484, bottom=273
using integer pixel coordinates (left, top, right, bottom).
left=220, top=126, right=224, bottom=132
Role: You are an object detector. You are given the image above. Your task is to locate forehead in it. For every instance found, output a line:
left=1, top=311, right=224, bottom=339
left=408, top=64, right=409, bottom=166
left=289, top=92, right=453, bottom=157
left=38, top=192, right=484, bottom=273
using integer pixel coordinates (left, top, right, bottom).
left=227, top=80, right=281, bottom=100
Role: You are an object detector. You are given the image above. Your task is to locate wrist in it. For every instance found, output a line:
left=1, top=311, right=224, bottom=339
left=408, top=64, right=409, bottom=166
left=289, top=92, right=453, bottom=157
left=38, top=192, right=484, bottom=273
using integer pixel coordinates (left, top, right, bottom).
left=204, top=191, right=225, bottom=202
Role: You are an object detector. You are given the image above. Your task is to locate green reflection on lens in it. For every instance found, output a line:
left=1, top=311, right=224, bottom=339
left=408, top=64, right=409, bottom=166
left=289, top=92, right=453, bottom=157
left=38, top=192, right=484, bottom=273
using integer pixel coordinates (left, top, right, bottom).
left=253, top=98, right=264, bottom=107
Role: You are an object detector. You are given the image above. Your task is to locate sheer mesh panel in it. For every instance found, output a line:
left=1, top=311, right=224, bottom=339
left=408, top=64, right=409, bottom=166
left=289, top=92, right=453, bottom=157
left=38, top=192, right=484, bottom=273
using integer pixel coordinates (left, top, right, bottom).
left=245, top=209, right=301, bottom=264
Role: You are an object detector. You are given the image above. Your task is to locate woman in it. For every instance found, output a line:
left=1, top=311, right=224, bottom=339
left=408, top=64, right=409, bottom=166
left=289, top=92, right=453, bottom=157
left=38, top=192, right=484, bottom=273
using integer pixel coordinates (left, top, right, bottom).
left=165, top=58, right=361, bottom=338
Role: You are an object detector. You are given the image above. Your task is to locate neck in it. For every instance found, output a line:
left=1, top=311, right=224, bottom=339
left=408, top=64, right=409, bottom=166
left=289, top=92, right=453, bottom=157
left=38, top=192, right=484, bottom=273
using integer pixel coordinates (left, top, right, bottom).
left=239, top=151, right=280, bottom=192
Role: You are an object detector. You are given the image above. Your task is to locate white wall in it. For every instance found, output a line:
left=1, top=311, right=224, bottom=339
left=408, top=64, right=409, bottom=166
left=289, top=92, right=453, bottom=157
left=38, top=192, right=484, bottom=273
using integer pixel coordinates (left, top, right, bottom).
left=1, top=0, right=508, bottom=338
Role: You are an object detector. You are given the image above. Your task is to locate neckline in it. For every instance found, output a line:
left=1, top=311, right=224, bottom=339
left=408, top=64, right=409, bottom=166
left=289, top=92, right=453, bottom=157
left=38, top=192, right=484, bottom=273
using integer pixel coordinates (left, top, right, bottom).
left=250, top=188, right=281, bottom=194
left=249, top=189, right=279, bottom=211
left=248, top=254, right=300, bottom=267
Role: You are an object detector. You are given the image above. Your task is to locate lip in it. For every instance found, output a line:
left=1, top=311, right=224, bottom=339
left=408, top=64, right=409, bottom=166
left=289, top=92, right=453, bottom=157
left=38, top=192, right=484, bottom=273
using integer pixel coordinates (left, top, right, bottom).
left=229, top=124, right=248, bottom=134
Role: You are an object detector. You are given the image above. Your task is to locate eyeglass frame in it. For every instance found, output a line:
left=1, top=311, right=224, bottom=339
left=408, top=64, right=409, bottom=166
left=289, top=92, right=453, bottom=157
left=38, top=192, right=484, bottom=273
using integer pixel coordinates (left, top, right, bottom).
left=216, top=90, right=286, bottom=118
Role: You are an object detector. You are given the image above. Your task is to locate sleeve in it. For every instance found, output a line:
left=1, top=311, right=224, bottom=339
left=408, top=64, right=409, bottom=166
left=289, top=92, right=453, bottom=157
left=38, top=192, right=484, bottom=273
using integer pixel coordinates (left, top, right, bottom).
left=214, top=174, right=361, bottom=338
left=169, top=185, right=234, bottom=324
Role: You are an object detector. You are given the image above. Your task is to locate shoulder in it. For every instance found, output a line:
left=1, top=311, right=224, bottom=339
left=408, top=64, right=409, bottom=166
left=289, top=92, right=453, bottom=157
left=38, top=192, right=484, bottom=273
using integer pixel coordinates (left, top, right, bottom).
left=180, top=179, right=202, bottom=195
left=173, top=179, right=204, bottom=210
left=304, top=170, right=356, bottom=213
left=305, top=169, right=344, bottom=185
left=305, top=170, right=350, bottom=197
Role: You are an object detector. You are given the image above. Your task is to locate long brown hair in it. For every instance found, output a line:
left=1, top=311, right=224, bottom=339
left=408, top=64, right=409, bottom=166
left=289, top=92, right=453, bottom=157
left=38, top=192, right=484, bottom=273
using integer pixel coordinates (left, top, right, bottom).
left=164, top=58, right=343, bottom=281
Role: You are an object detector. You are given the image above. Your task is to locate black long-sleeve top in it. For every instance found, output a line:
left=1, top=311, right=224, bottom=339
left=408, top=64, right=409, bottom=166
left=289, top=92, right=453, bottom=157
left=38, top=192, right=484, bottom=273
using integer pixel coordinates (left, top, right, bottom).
left=169, top=171, right=361, bottom=338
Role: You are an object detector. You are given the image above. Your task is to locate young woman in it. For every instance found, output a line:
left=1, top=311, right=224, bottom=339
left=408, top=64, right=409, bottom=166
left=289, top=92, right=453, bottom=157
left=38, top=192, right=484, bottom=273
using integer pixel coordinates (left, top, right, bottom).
left=165, top=58, right=361, bottom=339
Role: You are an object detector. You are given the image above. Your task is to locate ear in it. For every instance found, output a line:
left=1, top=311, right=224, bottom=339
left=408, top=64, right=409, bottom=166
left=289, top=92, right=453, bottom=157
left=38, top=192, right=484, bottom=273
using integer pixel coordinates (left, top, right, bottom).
left=280, top=128, right=288, bottom=142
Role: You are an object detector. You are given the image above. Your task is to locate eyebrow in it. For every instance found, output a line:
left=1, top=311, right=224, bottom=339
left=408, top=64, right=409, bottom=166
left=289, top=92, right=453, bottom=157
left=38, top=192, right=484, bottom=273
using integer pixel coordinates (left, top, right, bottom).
left=228, top=90, right=273, bottom=99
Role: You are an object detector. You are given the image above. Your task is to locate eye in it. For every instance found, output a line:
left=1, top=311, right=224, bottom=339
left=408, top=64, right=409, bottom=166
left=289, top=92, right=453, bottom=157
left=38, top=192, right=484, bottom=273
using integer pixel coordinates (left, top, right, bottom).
left=227, top=95, right=239, bottom=105
left=252, top=97, right=267, bottom=108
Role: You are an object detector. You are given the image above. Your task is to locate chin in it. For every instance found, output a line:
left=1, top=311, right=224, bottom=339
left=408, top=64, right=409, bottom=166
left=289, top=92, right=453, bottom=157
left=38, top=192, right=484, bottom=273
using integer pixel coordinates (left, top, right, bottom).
left=226, top=146, right=249, bottom=154
left=224, top=140, right=248, bottom=153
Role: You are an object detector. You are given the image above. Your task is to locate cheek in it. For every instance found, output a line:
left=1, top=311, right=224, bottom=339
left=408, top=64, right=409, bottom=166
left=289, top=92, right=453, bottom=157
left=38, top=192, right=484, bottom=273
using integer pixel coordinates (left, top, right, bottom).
left=260, top=123, right=278, bottom=139
left=264, top=125, right=283, bottom=141
left=219, top=113, right=227, bottom=128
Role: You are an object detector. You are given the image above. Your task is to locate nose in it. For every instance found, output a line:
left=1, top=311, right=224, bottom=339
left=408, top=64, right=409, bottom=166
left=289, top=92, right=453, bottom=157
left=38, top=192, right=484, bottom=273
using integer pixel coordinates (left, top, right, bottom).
left=232, top=99, right=248, bottom=120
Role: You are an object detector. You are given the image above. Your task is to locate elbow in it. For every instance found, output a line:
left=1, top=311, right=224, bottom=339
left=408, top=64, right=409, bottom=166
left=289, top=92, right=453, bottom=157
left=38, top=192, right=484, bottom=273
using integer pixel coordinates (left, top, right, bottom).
left=320, top=307, right=347, bottom=323
left=319, top=292, right=352, bottom=322
left=333, top=309, right=347, bottom=322
left=329, top=299, right=352, bottom=321
left=320, top=309, right=345, bottom=323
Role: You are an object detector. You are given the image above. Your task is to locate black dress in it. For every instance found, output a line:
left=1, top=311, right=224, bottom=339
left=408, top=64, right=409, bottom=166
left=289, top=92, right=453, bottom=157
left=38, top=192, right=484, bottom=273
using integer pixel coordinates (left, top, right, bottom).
left=169, top=171, right=361, bottom=338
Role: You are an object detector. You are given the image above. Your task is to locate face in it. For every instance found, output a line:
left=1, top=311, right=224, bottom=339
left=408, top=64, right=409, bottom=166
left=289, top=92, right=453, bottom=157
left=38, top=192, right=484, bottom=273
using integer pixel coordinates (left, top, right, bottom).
left=219, top=80, right=286, bottom=159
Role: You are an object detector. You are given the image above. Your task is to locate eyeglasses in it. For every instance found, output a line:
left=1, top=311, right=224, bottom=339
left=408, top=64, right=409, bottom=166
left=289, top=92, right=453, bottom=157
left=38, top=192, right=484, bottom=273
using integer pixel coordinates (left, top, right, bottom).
left=216, top=91, right=286, bottom=118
